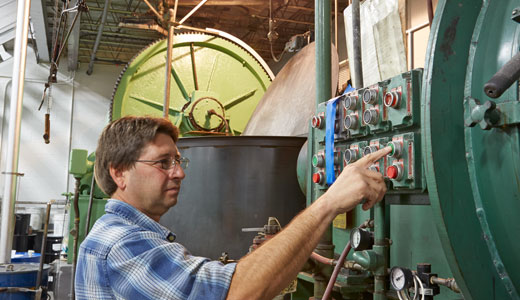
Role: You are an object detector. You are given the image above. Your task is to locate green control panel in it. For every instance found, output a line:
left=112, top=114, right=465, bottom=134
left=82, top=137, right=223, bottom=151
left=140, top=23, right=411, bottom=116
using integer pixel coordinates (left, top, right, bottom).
left=310, top=69, right=424, bottom=200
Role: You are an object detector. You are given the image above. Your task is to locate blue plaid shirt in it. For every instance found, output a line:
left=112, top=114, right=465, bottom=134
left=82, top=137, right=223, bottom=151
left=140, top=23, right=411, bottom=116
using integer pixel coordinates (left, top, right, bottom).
left=75, top=199, right=236, bottom=300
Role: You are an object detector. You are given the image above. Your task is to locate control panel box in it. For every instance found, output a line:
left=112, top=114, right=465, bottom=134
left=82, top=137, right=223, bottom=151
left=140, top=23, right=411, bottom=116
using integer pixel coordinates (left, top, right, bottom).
left=309, top=69, right=425, bottom=198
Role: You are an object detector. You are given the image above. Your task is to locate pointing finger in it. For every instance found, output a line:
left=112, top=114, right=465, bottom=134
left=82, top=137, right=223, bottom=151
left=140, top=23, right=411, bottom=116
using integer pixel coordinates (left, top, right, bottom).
left=355, top=146, right=392, bottom=168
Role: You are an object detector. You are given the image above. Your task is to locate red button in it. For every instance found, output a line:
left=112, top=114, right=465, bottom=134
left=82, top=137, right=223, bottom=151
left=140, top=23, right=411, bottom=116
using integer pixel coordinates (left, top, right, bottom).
left=312, top=172, right=322, bottom=184
left=387, top=165, right=398, bottom=179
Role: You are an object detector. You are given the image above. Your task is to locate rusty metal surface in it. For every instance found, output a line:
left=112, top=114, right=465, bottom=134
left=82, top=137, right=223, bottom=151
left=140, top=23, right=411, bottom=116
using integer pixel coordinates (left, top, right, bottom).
left=242, top=42, right=339, bottom=136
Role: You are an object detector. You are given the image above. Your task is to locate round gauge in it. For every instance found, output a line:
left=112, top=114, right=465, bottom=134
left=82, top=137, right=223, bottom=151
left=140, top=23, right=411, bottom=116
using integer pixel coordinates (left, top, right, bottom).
left=349, top=227, right=374, bottom=251
left=351, top=228, right=362, bottom=248
left=390, top=267, right=414, bottom=291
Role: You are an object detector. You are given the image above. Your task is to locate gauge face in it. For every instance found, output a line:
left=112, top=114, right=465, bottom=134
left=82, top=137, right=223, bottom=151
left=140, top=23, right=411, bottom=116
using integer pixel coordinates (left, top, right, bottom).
left=350, top=228, right=361, bottom=248
left=390, top=267, right=412, bottom=291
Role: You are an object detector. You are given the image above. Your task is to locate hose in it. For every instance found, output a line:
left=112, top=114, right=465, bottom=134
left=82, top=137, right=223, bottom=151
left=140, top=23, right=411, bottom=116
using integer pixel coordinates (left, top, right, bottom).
left=322, top=221, right=369, bottom=300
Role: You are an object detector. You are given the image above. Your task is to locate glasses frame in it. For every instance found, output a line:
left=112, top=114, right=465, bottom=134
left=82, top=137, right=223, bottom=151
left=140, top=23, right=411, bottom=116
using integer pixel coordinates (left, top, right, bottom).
left=136, top=157, right=189, bottom=171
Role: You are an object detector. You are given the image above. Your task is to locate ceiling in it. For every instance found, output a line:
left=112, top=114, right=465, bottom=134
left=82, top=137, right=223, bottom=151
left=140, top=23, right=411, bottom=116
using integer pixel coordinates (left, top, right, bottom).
left=42, top=0, right=347, bottom=72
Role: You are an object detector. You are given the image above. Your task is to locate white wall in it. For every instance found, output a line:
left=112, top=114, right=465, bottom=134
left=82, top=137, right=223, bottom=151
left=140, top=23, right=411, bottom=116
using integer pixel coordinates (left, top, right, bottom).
left=0, top=45, right=123, bottom=221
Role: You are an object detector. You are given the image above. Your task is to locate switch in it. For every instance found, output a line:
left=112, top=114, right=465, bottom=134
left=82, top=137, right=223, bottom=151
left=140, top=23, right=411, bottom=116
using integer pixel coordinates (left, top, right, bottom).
left=388, top=141, right=403, bottom=158
left=344, top=95, right=358, bottom=110
left=363, top=145, right=379, bottom=156
left=334, top=151, right=341, bottom=165
left=387, top=163, right=404, bottom=180
left=362, top=89, right=378, bottom=105
left=311, top=115, right=324, bottom=129
left=312, top=153, right=325, bottom=168
left=344, top=148, right=359, bottom=164
left=369, top=165, right=380, bottom=172
left=363, top=109, right=379, bottom=125
left=384, top=91, right=401, bottom=108
left=344, top=114, right=359, bottom=130
left=312, top=172, right=325, bottom=185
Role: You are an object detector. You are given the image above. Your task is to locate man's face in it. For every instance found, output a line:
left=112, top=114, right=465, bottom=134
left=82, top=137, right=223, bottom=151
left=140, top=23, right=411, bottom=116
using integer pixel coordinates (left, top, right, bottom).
left=120, top=132, right=185, bottom=221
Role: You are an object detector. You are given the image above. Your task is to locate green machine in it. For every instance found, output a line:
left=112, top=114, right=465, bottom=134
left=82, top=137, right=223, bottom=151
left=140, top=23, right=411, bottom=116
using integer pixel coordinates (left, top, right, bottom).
left=295, top=0, right=520, bottom=299
left=67, top=31, right=274, bottom=262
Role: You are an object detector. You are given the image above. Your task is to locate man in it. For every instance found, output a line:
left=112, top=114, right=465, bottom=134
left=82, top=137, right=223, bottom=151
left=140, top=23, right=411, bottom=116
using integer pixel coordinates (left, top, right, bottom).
left=75, top=116, right=390, bottom=300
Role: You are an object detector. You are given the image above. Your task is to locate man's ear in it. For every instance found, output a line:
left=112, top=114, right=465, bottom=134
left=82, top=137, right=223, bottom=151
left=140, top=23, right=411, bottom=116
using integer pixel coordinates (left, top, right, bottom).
left=109, top=165, right=127, bottom=190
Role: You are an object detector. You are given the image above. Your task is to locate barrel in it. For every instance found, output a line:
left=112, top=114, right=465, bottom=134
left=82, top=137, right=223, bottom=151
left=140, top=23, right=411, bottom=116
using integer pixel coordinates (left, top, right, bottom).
left=0, top=263, right=49, bottom=300
left=159, top=136, right=306, bottom=260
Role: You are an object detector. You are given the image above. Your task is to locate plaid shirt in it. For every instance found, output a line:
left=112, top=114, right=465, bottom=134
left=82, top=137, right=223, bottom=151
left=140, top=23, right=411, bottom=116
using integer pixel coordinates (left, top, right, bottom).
left=75, top=199, right=236, bottom=300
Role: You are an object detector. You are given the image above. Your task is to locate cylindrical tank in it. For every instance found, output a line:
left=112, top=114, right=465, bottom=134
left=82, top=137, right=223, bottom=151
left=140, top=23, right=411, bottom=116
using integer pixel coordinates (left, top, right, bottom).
left=159, top=136, right=306, bottom=259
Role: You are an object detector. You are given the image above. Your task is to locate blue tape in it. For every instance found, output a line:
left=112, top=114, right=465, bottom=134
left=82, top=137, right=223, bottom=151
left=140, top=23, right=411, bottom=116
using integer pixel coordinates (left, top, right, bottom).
left=325, top=96, right=341, bottom=186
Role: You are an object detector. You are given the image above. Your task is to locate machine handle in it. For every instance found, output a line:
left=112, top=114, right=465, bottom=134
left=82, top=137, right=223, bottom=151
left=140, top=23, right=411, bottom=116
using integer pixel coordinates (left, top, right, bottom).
left=484, top=51, right=520, bottom=98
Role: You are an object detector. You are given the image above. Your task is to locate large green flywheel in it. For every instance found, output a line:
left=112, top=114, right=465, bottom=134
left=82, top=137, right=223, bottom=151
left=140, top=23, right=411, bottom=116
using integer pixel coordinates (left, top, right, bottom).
left=111, top=31, right=273, bottom=136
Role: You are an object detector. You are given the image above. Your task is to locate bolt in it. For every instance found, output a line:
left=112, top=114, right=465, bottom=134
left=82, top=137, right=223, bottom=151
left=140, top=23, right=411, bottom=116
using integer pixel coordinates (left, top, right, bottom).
left=513, top=9, right=518, bottom=15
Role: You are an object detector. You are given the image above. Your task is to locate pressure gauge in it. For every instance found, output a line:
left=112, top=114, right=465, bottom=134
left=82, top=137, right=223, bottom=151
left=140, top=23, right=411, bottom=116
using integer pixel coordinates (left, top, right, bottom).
left=390, top=267, right=414, bottom=291
left=349, top=227, right=374, bottom=251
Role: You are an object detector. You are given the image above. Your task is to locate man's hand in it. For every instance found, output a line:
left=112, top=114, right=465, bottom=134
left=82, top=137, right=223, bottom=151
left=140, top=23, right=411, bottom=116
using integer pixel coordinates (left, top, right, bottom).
left=321, top=146, right=392, bottom=214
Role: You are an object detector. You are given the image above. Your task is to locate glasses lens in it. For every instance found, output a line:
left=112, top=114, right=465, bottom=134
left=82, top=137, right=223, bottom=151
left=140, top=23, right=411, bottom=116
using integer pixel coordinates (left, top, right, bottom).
left=179, top=157, right=189, bottom=169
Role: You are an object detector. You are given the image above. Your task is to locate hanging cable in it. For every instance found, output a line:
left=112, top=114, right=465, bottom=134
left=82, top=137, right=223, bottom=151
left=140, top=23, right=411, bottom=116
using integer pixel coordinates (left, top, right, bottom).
left=268, top=0, right=284, bottom=62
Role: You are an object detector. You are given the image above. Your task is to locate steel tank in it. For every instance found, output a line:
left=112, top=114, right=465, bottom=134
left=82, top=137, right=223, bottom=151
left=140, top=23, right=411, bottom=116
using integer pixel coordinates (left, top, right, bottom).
left=159, top=136, right=306, bottom=260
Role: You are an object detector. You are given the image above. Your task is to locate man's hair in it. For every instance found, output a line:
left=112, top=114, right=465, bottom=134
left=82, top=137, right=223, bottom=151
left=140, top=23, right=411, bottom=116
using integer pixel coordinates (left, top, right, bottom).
left=95, top=116, right=179, bottom=196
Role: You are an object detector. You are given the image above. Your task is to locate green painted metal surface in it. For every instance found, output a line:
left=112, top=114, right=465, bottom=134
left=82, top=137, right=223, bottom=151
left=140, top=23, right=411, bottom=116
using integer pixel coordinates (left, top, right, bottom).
left=111, top=32, right=272, bottom=136
left=423, top=0, right=520, bottom=298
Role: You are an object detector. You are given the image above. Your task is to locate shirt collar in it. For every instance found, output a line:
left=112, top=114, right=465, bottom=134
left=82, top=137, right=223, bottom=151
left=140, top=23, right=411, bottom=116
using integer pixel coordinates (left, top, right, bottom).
left=105, top=199, right=176, bottom=242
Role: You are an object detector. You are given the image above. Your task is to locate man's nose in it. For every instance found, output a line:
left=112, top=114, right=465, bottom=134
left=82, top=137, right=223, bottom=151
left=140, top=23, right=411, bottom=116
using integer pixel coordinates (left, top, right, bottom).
left=168, top=165, right=185, bottom=180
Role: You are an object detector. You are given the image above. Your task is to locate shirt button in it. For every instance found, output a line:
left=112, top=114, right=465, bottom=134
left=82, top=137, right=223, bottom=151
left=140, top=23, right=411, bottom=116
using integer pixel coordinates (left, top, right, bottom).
left=167, top=234, right=175, bottom=242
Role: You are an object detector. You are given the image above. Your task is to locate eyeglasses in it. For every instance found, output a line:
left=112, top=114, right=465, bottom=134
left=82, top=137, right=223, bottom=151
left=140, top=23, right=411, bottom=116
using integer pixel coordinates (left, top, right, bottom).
left=136, top=157, right=189, bottom=170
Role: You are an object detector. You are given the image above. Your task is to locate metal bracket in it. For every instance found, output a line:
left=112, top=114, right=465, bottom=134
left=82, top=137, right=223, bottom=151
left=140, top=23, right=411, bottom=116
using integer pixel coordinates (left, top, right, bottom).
left=464, top=97, right=520, bottom=130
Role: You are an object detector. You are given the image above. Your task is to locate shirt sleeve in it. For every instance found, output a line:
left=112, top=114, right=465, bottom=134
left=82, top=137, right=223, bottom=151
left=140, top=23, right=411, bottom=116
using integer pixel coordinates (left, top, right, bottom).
left=106, top=230, right=237, bottom=300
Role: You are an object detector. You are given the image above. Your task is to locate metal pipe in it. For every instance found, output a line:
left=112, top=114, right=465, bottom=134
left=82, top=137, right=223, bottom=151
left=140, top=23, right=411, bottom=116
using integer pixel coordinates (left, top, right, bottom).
left=36, top=201, right=53, bottom=288
left=164, top=5, right=177, bottom=119
left=84, top=170, right=96, bottom=236
left=0, top=0, right=32, bottom=264
left=71, top=178, right=81, bottom=300
left=315, top=0, right=332, bottom=106
left=352, top=0, right=363, bottom=88
left=179, top=0, right=208, bottom=25
left=373, top=200, right=388, bottom=300
left=86, top=0, right=111, bottom=75
left=334, top=0, right=338, bottom=47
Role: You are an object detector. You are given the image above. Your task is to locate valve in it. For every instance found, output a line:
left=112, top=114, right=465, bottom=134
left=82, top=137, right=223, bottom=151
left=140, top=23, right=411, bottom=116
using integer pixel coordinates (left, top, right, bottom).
left=344, top=114, right=359, bottom=130
left=362, top=89, right=378, bottom=105
left=363, top=108, right=379, bottom=125
left=384, top=91, right=401, bottom=108
left=344, top=95, right=358, bottom=110
left=464, top=98, right=500, bottom=130
left=311, top=115, right=324, bottom=129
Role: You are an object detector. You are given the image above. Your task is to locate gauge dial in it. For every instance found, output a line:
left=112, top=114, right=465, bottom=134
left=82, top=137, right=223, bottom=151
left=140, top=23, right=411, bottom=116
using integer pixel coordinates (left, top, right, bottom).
left=390, top=267, right=413, bottom=291
left=349, top=227, right=374, bottom=251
